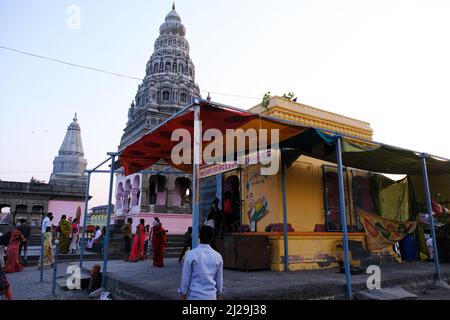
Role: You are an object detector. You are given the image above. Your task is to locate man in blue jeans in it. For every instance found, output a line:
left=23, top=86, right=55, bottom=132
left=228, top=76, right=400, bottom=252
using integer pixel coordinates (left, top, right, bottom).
left=179, top=225, right=223, bottom=300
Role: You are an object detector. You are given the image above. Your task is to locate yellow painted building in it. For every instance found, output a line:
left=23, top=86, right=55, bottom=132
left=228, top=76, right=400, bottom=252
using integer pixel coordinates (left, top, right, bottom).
left=235, top=96, right=374, bottom=271
left=89, top=205, right=111, bottom=228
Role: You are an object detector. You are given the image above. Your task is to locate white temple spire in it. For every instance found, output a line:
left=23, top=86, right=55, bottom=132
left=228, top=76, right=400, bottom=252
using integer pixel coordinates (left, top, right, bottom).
left=49, top=114, right=87, bottom=187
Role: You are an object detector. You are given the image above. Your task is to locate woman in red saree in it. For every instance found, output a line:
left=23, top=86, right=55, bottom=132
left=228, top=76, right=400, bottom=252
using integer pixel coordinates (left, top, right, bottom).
left=129, top=219, right=146, bottom=262
left=151, top=217, right=167, bottom=267
left=4, top=227, right=24, bottom=273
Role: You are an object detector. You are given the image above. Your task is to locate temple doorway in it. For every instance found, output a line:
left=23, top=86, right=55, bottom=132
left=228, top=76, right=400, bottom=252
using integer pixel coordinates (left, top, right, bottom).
left=223, top=173, right=241, bottom=232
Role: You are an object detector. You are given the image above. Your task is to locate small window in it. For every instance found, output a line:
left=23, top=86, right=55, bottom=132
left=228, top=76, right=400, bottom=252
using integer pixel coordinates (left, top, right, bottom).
left=163, top=91, right=170, bottom=101
left=180, top=93, right=187, bottom=103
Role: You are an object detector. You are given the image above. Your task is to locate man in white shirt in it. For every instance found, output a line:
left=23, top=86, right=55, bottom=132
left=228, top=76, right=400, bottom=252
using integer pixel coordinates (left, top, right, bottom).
left=94, top=227, right=102, bottom=240
left=179, top=225, right=223, bottom=300
left=87, top=226, right=102, bottom=250
left=41, top=212, right=53, bottom=234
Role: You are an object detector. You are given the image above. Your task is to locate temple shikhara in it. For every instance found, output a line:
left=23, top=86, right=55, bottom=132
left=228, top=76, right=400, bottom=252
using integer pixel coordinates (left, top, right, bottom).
left=113, top=4, right=200, bottom=234
left=0, top=115, right=87, bottom=227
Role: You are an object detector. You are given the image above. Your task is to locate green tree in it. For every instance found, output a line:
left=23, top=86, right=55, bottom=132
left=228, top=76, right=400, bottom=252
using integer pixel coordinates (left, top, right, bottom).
left=262, top=91, right=271, bottom=110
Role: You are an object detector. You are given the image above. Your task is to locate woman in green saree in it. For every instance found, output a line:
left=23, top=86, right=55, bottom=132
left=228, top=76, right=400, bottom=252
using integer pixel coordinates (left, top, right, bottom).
left=58, top=215, right=72, bottom=254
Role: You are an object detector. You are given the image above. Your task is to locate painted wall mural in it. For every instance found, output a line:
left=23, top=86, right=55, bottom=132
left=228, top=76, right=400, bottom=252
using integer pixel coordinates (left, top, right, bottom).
left=245, top=173, right=270, bottom=224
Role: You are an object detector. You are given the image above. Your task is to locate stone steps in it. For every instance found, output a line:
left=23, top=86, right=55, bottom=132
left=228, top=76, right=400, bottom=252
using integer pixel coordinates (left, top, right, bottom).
left=28, top=234, right=42, bottom=246
left=25, top=253, right=104, bottom=266
left=337, top=240, right=397, bottom=274
left=26, top=233, right=186, bottom=260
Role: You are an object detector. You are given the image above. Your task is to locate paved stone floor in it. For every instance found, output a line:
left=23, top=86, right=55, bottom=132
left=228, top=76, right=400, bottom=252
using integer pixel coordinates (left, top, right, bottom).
left=5, top=262, right=89, bottom=300
left=5, top=259, right=450, bottom=300
left=81, top=259, right=450, bottom=300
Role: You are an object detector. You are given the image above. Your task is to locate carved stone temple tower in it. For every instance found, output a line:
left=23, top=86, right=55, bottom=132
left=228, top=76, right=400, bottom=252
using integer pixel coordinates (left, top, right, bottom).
left=113, top=4, right=200, bottom=234
left=119, top=3, right=201, bottom=150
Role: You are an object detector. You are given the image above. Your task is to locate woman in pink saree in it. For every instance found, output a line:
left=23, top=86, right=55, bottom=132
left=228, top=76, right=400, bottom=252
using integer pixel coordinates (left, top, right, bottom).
left=129, top=219, right=146, bottom=262
left=4, top=227, right=24, bottom=273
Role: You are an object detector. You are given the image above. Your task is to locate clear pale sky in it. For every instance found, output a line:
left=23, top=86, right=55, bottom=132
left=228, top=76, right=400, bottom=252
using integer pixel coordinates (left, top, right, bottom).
left=1, top=0, right=449, bottom=208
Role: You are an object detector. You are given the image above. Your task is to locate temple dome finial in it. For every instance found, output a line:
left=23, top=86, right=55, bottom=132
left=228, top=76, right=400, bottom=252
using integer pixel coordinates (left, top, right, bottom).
left=73, top=112, right=78, bottom=122
left=160, top=2, right=184, bottom=36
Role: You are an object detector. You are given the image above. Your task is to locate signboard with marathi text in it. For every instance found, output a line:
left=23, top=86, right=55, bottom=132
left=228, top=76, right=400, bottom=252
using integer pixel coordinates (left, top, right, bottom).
left=200, top=150, right=272, bottom=179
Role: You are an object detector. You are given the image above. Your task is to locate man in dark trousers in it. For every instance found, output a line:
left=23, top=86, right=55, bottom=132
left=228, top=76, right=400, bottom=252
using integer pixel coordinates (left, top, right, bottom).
left=121, top=218, right=133, bottom=261
left=18, top=218, right=30, bottom=264
left=179, top=226, right=224, bottom=300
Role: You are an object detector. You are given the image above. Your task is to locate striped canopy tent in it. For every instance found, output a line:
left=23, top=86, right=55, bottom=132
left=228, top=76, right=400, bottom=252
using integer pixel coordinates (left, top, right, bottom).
left=282, top=130, right=450, bottom=175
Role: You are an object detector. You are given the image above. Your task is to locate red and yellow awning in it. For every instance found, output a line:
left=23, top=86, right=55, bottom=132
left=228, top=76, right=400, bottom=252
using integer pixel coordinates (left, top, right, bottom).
left=119, top=101, right=309, bottom=175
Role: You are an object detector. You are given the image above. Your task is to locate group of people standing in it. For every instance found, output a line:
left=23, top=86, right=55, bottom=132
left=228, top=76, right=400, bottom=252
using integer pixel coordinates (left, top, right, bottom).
left=205, top=194, right=240, bottom=235
left=121, top=217, right=167, bottom=267
left=0, top=211, right=84, bottom=276
left=0, top=212, right=55, bottom=275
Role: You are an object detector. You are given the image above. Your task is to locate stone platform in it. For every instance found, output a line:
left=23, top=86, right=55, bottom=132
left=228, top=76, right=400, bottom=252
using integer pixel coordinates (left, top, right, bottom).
left=80, top=259, right=450, bottom=300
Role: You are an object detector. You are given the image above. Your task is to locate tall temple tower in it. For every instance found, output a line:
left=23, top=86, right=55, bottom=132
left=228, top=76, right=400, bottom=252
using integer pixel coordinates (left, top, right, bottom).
left=119, top=3, right=201, bottom=150
left=113, top=4, right=199, bottom=234
left=49, top=113, right=87, bottom=187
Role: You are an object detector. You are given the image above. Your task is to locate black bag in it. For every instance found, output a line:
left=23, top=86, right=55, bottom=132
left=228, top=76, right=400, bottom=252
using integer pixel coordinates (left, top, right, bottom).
left=0, top=232, right=11, bottom=246
left=0, top=270, right=6, bottom=295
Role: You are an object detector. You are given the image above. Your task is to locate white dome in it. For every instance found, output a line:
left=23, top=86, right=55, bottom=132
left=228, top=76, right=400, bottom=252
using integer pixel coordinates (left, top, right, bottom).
left=159, top=7, right=186, bottom=36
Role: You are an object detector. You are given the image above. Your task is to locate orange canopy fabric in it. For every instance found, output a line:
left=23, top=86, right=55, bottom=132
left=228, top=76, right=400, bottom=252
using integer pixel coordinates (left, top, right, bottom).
left=119, top=101, right=309, bottom=175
